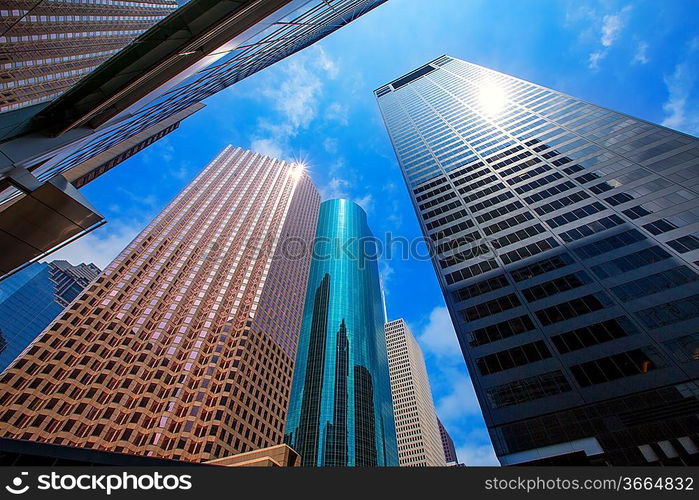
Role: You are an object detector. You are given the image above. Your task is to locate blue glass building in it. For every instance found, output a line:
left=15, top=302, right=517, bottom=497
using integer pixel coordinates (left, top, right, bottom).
left=285, top=199, right=398, bottom=466
left=0, top=260, right=100, bottom=372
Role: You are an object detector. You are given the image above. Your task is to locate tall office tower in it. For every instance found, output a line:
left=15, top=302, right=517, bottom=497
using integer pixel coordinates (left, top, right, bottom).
left=437, top=418, right=458, bottom=465
left=0, top=0, right=388, bottom=277
left=385, top=318, right=445, bottom=466
left=0, top=0, right=179, bottom=113
left=0, top=259, right=100, bottom=372
left=376, top=55, right=699, bottom=466
left=285, top=199, right=398, bottom=466
left=0, top=146, right=321, bottom=462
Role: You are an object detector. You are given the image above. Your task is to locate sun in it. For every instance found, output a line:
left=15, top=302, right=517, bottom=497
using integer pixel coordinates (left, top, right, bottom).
left=478, top=82, right=507, bottom=116
left=289, top=162, right=306, bottom=180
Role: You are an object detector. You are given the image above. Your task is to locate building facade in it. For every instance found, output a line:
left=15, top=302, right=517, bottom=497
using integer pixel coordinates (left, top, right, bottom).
left=0, top=146, right=320, bottom=462
left=0, top=260, right=100, bottom=372
left=0, top=0, right=179, bottom=113
left=0, top=0, right=388, bottom=279
left=285, top=199, right=398, bottom=466
left=376, top=55, right=699, bottom=465
left=437, top=418, right=458, bottom=465
left=385, top=318, right=445, bottom=466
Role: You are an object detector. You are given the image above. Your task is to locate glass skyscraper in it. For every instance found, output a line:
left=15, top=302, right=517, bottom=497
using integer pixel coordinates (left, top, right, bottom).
left=0, top=260, right=100, bottom=372
left=376, top=55, right=699, bottom=466
left=285, top=199, right=398, bottom=466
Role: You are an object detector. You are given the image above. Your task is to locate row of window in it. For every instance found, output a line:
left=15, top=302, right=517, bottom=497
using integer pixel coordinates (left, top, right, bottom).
left=558, top=214, right=624, bottom=243
left=534, top=191, right=590, bottom=216
left=483, top=212, right=534, bottom=236
left=521, top=272, right=591, bottom=303
left=486, top=370, right=572, bottom=409
left=476, top=340, right=552, bottom=376
left=535, top=293, right=613, bottom=326
left=590, top=246, right=670, bottom=279
left=610, top=266, right=699, bottom=302
left=551, top=317, right=638, bottom=354
left=444, top=259, right=498, bottom=285
left=476, top=201, right=524, bottom=224
left=569, top=347, right=662, bottom=388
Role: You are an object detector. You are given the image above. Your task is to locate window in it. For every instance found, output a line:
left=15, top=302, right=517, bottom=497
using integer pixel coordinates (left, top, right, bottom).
left=662, top=334, right=699, bottom=363
left=510, top=253, right=574, bottom=282
left=545, top=202, right=607, bottom=229
left=439, top=243, right=491, bottom=268
left=610, top=266, right=699, bottom=302
left=469, top=191, right=515, bottom=212
left=535, top=293, right=613, bottom=326
left=667, top=233, right=699, bottom=253
left=436, top=230, right=481, bottom=253
left=486, top=371, right=572, bottom=409
left=426, top=209, right=469, bottom=231
left=445, top=259, right=499, bottom=285
left=559, top=215, right=624, bottom=242
left=569, top=348, right=664, bottom=387
left=468, top=315, right=535, bottom=346
left=522, top=181, right=575, bottom=204
left=461, top=293, right=521, bottom=321
left=476, top=201, right=523, bottom=224
left=500, top=237, right=559, bottom=265
left=453, top=274, right=509, bottom=302
left=574, top=229, right=646, bottom=259
left=522, top=272, right=591, bottom=302
left=514, top=172, right=563, bottom=194
left=551, top=317, right=638, bottom=354
left=590, top=246, right=671, bottom=279
left=635, top=293, right=699, bottom=328
left=533, top=191, right=590, bottom=216
left=483, top=212, right=534, bottom=236
left=476, top=340, right=552, bottom=375
left=491, top=224, right=547, bottom=249
left=463, top=182, right=506, bottom=203
left=430, top=219, right=475, bottom=240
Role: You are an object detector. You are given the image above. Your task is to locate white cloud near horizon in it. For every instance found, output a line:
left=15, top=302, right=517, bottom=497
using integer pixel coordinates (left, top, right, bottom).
left=413, top=306, right=498, bottom=465
left=661, top=37, right=699, bottom=135
left=46, top=218, right=148, bottom=270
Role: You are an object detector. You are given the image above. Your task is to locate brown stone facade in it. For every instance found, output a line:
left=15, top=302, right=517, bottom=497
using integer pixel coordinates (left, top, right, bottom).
left=0, top=146, right=320, bottom=462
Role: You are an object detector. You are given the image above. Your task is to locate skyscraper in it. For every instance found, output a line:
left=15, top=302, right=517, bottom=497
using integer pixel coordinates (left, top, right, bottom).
left=376, top=56, right=699, bottom=466
left=385, top=318, right=445, bottom=466
left=0, top=0, right=389, bottom=277
left=0, top=259, right=100, bottom=372
left=0, top=0, right=179, bottom=113
left=285, top=199, right=398, bottom=466
left=0, top=146, right=320, bottom=462
left=437, top=418, right=458, bottom=465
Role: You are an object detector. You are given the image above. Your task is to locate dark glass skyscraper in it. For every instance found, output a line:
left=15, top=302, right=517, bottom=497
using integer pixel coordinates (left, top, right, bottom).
left=376, top=55, right=699, bottom=466
left=285, top=199, right=398, bottom=466
left=0, top=260, right=100, bottom=372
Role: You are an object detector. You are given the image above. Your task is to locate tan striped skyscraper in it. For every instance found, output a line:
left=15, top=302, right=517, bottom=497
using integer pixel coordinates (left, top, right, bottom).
left=0, top=0, right=179, bottom=113
left=385, top=318, right=446, bottom=466
left=0, top=145, right=320, bottom=462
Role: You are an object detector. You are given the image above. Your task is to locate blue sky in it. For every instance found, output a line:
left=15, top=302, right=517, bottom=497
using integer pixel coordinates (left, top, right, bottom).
left=51, top=0, right=699, bottom=465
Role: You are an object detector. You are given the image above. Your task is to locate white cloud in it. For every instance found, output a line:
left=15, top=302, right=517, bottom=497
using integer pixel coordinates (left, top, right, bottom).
left=578, top=5, right=632, bottom=70
left=248, top=45, right=341, bottom=159
left=661, top=38, right=699, bottom=134
left=46, top=219, right=147, bottom=270
left=600, top=9, right=628, bottom=47
left=325, top=102, right=349, bottom=126
left=455, top=444, right=499, bottom=466
left=250, top=138, right=284, bottom=159
left=319, top=177, right=351, bottom=200
left=323, top=137, right=339, bottom=154
left=435, top=375, right=482, bottom=420
left=418, top=306, right=462, bottom=360
left=353, top=193, right=374, bottom=213
left=633, top=41, right=649, bottom=64
left=588, top=50, right=606, bottom=69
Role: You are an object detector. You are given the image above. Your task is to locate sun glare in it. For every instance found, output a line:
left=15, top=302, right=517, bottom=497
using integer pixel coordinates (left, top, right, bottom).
left=290, top=162, right=306, bottom=180
left=478, top=83, right=507, bottom=116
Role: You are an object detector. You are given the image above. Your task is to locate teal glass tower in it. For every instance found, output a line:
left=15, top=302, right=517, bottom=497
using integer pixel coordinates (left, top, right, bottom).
left=285, top=199, right=398, bottom=467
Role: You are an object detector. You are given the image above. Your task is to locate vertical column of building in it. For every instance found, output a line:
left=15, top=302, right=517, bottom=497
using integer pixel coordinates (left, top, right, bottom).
left=285, top=199, right=399, bottom=466
left=376, top=56, right=699, bottom=465
left=0, top=0, right=179, bottom=113
left=385, top=318, right=446, bottom=466
left=0, top=146, right=320, bottom=463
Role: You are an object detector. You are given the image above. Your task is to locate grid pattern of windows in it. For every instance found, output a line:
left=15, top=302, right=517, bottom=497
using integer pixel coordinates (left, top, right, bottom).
left=377, top=55, right=699, bottom=465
